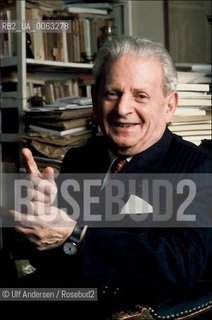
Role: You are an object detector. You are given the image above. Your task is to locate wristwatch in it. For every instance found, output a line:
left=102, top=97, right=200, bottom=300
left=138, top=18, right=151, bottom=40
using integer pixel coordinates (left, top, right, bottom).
left=63, top=225, right=83, bottom=255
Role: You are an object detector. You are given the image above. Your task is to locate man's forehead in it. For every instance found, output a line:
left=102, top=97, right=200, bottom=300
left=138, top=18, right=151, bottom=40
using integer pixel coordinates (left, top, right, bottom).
left=104, top=55, right=162, bottom=75
left=103, top=57, right=162, bottom=82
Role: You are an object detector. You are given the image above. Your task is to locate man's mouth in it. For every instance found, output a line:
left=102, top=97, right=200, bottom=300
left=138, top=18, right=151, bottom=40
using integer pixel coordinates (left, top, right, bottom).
left=111, top=122, right=140, bottom=128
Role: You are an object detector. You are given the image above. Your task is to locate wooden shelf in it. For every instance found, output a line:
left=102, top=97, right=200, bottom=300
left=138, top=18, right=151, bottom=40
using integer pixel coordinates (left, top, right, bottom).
left=26, top=59, right=93, bottom=73
left=1, top=57, right=93, bottom=71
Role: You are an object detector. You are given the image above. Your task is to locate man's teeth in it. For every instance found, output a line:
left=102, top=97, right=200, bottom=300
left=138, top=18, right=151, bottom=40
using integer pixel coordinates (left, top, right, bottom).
left=116, top=123, right=135, bottom=127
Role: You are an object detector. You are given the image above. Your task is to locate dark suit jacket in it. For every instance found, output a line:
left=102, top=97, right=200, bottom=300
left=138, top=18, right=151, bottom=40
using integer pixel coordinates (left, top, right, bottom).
left=24, top=129, right=212, bottom=308
left=53, top=129, right=212, bottom=300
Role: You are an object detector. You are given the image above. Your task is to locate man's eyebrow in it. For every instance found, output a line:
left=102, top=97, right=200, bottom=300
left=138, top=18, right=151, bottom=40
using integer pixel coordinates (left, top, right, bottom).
left=103, top=86, right=151, bottom=94
left=133, top=87, right=149, bottom=92
left=104, top=87, right=122, bottom=92
left=132, top=88, right=150, bottom=95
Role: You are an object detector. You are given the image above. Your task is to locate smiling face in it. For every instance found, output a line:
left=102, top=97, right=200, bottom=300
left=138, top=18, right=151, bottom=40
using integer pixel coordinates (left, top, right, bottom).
left=93, top=54, right=178, bottom=156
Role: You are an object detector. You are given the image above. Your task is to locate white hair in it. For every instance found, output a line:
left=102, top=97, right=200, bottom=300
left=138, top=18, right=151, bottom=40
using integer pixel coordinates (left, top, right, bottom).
left=93, top=36, right=178, bottom=95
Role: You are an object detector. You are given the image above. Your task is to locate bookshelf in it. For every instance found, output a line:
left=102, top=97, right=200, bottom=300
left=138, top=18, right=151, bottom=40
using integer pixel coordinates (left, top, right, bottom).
left=0, top=1, right=130, bottom=207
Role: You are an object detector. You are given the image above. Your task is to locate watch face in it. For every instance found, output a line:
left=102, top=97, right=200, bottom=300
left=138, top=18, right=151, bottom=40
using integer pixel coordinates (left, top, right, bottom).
left=63, top=242, right=78, bottom=255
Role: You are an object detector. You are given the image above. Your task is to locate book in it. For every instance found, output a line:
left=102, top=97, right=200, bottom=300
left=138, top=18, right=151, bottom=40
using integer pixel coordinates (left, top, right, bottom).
left=177, top=71, right=208, bottom=84
left=65, top=6, right=108, bottom=15
left=26, top=7, right=45, bottom=60
left=45, top=96, right=93, bottom=109
left=171, top=130, right=211, bottom=137
left=169, top=123, right=211, bottom=132
left=176, top=63, right=212, bottom=73
left=56, top=96, right=92, bottom=105
left=63, top=2, right=113, bottom=10
left=31, top=117, right=89, bottom=130
left=25, top=107, right=93, bottom=121
left=29, top=0, right=62, bottom=10
left=178, top=92, right=211, bottom=99
left=21, top=130, right=93, bottom=147
left=178, top=98, right=211, bottom=107
left=2, top=71, right=45, bottom=85
left=172, top=114, right=211, bottom=123
left=175, top=107, right=207, bottom=116
left=29, top=124, right=87, bottom=136
left=177, top=83, right=210, bottom=92
left=83, top=18, right=91, bottom=57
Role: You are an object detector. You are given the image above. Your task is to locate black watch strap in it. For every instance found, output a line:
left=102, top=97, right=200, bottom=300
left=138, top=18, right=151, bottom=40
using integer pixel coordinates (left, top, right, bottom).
left=63, top=225, right=83, bottom=255
left=70, top=225, right=83, bottom=245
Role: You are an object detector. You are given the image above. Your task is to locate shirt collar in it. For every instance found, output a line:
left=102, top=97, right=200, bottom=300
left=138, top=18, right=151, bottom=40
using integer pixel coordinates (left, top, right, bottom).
left=108, top=149, right=132, bottom=171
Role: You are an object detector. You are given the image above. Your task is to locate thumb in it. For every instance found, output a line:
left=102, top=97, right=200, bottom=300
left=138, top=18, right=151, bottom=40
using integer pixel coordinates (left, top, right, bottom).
left=42, top=166, right=55, bottom=182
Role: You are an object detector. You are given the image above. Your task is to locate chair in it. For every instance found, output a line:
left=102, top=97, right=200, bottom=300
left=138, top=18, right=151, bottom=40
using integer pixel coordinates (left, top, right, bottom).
left=112, top=281, right=212, bottom=319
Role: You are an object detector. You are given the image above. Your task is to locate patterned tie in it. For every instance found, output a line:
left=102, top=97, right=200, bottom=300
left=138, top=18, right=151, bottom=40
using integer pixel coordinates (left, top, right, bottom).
left=110, top=157, right=127, bottom=174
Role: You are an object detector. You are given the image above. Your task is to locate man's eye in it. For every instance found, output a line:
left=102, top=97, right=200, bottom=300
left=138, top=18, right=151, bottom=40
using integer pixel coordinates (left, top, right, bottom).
left=105, top=91, right=119, bottom=99
left=135, top=93, right=148, bottom=101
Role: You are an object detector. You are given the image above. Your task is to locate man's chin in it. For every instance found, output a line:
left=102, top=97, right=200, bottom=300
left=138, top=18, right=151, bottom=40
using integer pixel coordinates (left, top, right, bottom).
left=107, top=138, right=133, bottom=154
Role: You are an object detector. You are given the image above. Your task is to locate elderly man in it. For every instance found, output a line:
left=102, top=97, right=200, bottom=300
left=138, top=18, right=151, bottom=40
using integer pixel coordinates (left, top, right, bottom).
left=8, top=36, right=212, bottom=318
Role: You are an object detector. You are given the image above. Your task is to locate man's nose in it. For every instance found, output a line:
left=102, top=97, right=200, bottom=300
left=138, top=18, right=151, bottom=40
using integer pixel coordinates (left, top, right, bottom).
left=116, top=94, right=133, bottom=116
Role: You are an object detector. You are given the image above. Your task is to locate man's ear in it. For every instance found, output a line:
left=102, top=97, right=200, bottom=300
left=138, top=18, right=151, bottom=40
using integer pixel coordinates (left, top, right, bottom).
left=165, top=91, right=178, bottom=123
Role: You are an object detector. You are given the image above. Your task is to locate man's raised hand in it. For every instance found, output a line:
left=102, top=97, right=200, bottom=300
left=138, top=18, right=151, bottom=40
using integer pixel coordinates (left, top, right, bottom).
left=10, top=148, right=75, bottom=250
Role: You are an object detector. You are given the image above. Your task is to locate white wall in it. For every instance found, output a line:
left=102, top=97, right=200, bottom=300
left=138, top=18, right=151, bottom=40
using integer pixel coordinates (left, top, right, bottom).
left=168, top=0, right=211, bottom=63
left=124, top=0, right=210, bottom=63
left=130, top=0, right=165, bottom=45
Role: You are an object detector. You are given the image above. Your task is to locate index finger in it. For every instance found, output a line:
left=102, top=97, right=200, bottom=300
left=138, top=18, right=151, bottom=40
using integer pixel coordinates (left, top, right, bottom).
left=22, top=148, right=41, bottom=176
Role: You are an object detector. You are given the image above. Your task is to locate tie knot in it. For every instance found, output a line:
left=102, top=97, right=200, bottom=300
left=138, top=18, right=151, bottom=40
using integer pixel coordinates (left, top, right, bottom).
left=110, top=157, right=127, bottom=174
